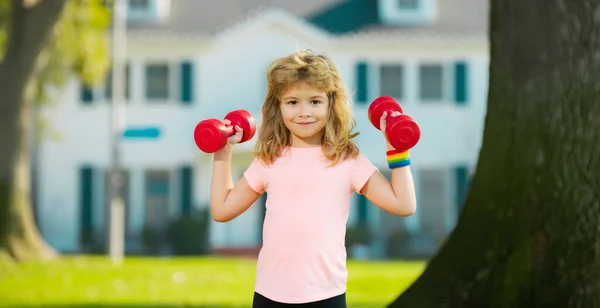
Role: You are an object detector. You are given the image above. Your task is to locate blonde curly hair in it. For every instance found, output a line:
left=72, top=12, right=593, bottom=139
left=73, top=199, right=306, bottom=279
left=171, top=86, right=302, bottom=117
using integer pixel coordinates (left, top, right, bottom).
left=255, top=50, right=360, bottom=166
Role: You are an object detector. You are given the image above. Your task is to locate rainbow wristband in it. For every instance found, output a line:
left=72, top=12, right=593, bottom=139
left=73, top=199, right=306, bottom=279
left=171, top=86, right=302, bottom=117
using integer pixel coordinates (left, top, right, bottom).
left=387, top=150, right=410, bottom=169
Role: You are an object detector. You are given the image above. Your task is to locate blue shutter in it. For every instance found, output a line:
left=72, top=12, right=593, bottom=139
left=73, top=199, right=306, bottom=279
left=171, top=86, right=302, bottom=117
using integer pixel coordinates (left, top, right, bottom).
left=79, top=165, right=94, bottom=245
left=105, top=63, right=131, bottom=101
left=357, top=194, right=368, bottom=226
left=455, top=165, right=469, bottom=213
left=257, top=193, right=267, bottom=242
left=180, top=165, right=193, bottom=216
left=80, top=83, right=94, bottom=104
left=104, top=70, right=112, bottom=100
left=355, top=62, right=368, bottom=104
left=180, top=61, right=194, bottom=104
left=126, top=63, right=131, bottom=100
left=454, top=61, right=468, bottom=104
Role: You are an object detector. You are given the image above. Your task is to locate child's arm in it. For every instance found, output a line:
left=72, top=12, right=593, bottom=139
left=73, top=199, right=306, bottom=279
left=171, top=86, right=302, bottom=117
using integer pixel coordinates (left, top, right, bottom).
left=360, top=165, right=416, bottom=217
left=210, top=124, right=262, bottom=222
left=361, top=111, right=417, bottom=217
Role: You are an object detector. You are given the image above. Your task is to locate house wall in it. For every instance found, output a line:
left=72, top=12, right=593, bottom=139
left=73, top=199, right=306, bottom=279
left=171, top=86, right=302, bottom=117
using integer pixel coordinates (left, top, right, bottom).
left=36, top=41, right=209, bottom=252
left=36, top=17, right=489, bottom=256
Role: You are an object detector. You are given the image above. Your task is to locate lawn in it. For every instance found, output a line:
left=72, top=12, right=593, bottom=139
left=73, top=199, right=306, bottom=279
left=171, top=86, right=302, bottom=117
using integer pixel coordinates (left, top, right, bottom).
left=0, top=256, right=425, bottom=308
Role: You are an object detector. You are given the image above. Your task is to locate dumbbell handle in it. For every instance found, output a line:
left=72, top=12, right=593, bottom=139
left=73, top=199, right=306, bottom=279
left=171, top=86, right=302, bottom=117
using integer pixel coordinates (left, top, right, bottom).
left=203, top=118, right=242, bottom=138
left=222, top=123, right=236, bottom=137
left=383, top=108, right=401, bottom=117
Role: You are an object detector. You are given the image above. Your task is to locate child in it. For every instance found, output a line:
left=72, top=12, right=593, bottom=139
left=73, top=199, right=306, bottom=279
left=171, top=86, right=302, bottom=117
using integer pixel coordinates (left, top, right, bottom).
left=209, top=50, right=417, bottom=307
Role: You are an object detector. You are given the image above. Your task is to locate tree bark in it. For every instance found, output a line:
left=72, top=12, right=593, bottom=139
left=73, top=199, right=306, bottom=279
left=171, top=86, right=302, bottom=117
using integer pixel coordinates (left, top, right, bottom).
left=389, top=1, right=600, bottom=307
left=0, top=0, right=66, bottom=261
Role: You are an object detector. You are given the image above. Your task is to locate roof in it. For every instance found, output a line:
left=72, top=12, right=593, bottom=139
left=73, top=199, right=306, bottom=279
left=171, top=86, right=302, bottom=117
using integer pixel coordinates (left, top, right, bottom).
left=346, top=0, right=489, bottom=39
left=127, top=0, right=488, bottom=39
left=127, top=0, right=345, bottom=36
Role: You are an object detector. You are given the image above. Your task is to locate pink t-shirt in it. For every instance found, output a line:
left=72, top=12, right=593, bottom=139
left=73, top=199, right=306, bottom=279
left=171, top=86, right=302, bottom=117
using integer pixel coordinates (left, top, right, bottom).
left=243, top=146, right=378, bottom=303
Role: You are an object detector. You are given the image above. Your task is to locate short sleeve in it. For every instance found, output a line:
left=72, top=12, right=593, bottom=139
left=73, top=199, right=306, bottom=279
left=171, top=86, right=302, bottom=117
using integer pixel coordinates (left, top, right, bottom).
left=243, top=158, right=267, bottom=194
left=351, top=154, right=378, bottom=194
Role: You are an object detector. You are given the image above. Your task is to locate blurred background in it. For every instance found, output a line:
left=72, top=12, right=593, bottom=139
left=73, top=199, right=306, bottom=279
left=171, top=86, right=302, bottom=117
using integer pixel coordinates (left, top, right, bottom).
left=36, top=0, right=488, bottom=260
left=2, top=0, right=491, bottom=306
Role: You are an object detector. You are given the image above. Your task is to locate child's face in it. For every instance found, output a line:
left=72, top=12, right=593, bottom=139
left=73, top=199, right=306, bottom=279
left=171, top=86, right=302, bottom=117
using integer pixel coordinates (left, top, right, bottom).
left=279, top=82, right=329, bottom=147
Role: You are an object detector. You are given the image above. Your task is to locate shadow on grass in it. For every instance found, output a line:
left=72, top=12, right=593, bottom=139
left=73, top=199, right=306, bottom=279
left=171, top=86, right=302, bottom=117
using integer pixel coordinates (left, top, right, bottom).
left=5, top=305, right=247, bottom=308
left=4, top=303, right=377, bottom=308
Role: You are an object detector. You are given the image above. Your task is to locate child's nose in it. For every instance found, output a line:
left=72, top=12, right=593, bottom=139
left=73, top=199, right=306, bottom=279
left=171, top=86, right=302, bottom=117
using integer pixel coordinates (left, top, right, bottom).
left=299, top=104, right=311, bottom=117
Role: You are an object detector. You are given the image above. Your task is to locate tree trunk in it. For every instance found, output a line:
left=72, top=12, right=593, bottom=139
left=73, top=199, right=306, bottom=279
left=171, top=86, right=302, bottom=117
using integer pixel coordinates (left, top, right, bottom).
left=389, top=1, right=600, bottom=307
left=0, top=0, right=66, bottom=261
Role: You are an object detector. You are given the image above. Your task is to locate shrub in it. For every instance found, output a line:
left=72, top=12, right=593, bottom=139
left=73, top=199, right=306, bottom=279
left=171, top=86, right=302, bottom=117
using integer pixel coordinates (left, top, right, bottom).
left=385, top=228, right=410, bottom=258
left=345, top=224, right=371, bottom=247
left=167, top=207, right=210, bottom=255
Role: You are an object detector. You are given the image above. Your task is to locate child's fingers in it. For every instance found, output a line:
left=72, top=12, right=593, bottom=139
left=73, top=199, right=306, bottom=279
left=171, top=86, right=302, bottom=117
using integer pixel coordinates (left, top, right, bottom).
left=235, top=125, right=244, bottom=138
left=228, top=125, right=244, bottom=144
left=380, top=111, right=387, bottom=132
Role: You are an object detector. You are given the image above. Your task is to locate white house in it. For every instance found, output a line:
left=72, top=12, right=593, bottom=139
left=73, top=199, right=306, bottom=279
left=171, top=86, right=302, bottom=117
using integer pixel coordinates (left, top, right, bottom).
left=35, top=0, right=490, bottom=258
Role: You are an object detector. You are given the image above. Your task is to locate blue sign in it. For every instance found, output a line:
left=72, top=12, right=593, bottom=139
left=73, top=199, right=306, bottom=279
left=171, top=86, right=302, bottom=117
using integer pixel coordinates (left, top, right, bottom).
left=122, top=127, right=161, bottom=139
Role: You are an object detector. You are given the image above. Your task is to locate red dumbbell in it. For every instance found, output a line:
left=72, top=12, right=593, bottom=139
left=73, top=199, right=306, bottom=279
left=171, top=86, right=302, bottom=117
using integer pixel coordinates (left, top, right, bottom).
left=368, top=96, right=421, bottom=151
left=193, top=110, right=257, bottom=153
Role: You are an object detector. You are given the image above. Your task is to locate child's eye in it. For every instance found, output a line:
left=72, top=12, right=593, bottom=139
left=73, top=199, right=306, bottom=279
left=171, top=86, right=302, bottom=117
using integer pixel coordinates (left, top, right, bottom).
left=311, top=100, right=321, bottom=105
left=287, top=100, right=298, bottom=105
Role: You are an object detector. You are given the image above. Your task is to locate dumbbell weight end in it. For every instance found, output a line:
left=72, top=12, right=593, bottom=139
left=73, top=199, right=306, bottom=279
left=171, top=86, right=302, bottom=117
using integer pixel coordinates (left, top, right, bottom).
left=367, top=96, right=404, bottom=131
left=385, top=115, right=421, bottom=152
left=194, top=119, right=230, bottom=153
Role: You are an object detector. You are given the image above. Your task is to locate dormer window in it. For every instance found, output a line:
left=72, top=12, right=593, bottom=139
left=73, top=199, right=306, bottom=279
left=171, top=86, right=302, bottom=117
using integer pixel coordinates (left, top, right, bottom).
left=129, top=0, right=150, bottom=10
left=397, top=0, right=418, bottom=9
left=378, top=0, right=437, bottom=26
left=127, top=0, right=170, bottom=24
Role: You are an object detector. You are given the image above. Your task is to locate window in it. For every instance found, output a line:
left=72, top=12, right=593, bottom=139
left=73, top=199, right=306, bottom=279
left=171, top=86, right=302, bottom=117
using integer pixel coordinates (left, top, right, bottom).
left=419, top=64, right=443, bottom=101
left=355, top=62, right=369, bottom=104
left=129, top=0, right=149, bottom=10
left=378, top=0, right=435, bottom=28
left=397, top=0, right=418, bottom=9
left=377, top=170, right=407, bottom=235
left=417, top=168, right=448, bottom=241
left=380, top=64, right=404, bottom=99
left=145, top=63, right=170, bottom=100
left=144, top=170, right=171, bottom=234
left=127, top=0, right=170, bottom=23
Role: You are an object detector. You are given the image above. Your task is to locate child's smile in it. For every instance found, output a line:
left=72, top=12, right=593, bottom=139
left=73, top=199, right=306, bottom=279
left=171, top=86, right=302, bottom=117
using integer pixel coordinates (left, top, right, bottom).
left=279, top=82, right=329, bottom=147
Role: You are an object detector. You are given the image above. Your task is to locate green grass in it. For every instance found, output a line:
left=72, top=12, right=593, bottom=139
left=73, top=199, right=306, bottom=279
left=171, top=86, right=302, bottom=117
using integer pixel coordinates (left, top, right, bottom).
left=0, top=256, right=425, bottom=308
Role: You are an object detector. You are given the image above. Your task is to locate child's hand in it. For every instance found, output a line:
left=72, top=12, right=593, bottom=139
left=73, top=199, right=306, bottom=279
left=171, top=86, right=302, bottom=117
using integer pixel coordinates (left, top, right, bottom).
left=380, top=111, right=402, bottom=151
left=224, top=119, right=244, bottom=146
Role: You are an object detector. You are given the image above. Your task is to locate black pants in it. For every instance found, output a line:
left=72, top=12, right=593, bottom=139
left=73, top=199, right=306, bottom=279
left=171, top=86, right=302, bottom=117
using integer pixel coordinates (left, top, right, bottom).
left=252, top=292, right=347, bottom=308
